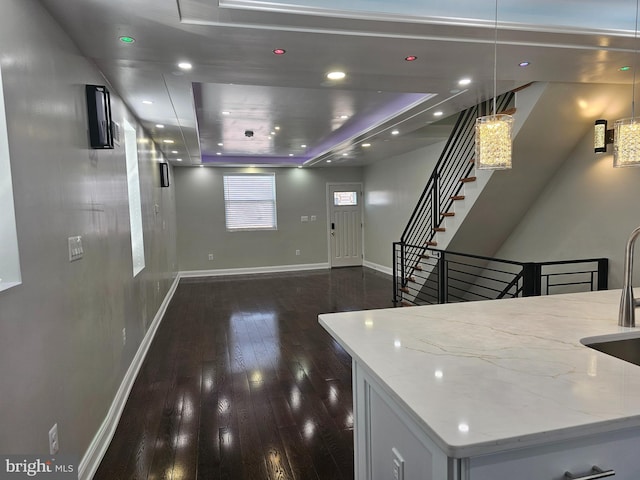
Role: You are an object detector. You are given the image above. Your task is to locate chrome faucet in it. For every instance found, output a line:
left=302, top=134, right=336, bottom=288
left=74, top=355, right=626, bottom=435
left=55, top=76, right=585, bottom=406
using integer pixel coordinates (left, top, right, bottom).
left=619, top=225, right=640, bottom=327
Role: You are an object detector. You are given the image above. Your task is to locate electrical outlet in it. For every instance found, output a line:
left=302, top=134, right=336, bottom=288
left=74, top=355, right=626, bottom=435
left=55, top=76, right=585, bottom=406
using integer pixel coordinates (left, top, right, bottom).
left=208, top=253, right=214, bottom=261
left=296, top=249, right=301, bottom=256
left=122, top=328, right=126, bottom=346
left=310, top=215, right=317, bottom=221
left=49, top=424, right=59, bottom=455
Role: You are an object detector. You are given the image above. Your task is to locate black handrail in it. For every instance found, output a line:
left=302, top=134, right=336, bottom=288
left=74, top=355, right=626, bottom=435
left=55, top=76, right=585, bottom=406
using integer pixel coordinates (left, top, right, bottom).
left=393, top=243, right=608, bottom=306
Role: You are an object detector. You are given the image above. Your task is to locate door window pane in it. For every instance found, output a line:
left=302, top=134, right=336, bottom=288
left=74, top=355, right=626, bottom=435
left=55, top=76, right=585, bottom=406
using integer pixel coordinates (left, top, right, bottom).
left=333, top=191, right=357, bottom=206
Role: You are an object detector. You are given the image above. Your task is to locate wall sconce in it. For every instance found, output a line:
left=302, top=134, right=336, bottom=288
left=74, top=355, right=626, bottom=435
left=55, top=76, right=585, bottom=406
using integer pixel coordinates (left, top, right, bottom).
left=159, top=162, right=170, bottom=187
left=594, top=119, right=614, bottom=153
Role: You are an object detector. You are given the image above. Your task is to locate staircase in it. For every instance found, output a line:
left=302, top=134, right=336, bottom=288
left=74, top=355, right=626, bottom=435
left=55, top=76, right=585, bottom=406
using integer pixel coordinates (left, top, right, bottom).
left=393, top=92, right=515, bottom=305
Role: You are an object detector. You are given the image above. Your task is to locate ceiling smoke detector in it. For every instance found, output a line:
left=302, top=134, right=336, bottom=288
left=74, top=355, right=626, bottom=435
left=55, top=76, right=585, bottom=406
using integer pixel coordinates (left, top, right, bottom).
left=245, top=130, right=254, bottom=137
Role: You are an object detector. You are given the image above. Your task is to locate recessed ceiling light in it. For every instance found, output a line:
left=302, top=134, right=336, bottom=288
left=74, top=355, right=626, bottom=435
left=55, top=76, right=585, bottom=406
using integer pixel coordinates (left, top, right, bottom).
left=342, top=153, right=348, bottom=156
left=518, top=61, right=530, bottom=67
left=177, top=62, right=192, bottom=70
left=119, top=36, right=135, bottom=44
left=217, top=142, right=223, bottom=146
left=289, top=154, right=294, bottom=157
left=270, top=131, right=276, bottom=135
left=391, top=130, right=400, bottom=135
left=155, top=124, right=165, bottom=128
left=275, top=126, right=281, bottom=130
left=326, top=160, right=332, bottom=163
left=301, top=144, right=307, bottom=148
left=142, top=100, right=153, bottom=105
left=273, top=49, right=286, bottom=55
left=340, top=115, right=349, bottom=119
left=327, top=71, right=346, bottom=80
left=163, top=139, right=174, bottom=144
left=362, top=143, right=371, bottom=147
left=216, top=152, right=222, bottom=155
left=405, top=55, right=418, bottom=62
left=222, top=111, right=230, bottom=115
left=620, top=66, right=631, bottom=71
left=176, top=158, right=182, bottom=162
left=458, top=78, right=472, bottom=86
left=171, top=150, right=178, bottom=154
left=434, top=111, right=443, bottom=117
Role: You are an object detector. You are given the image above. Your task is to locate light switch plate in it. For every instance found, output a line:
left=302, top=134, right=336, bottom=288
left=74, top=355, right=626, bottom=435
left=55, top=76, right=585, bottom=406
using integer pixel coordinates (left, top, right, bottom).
left=392, top=448, right=404, bottom=480
left=301, top=215, right=309, bottom=222
left=68, top=236, right=84, bottom=262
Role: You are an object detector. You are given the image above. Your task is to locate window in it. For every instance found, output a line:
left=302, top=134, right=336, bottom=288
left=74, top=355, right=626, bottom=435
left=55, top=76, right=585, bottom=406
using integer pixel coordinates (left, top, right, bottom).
left=0, top=65, right=21, bottom=292
left=223, top=174, right=277, bottom=231
left=333, top=191, right=358, bottom=206
left=123, top=120, right=145, bottom=276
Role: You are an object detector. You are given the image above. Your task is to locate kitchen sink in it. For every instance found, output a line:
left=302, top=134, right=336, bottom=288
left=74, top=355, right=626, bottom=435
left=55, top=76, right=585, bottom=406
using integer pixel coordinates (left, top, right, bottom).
left=585, top=336, right=640, bottom=367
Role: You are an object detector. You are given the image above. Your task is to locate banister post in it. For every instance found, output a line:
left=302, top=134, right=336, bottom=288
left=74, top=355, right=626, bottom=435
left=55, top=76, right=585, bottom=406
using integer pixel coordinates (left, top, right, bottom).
left=438, top=251, right=447, bottom=304
left=522, top=263, right=542, bottom=297
left=597, top=258, right=609, bottom=290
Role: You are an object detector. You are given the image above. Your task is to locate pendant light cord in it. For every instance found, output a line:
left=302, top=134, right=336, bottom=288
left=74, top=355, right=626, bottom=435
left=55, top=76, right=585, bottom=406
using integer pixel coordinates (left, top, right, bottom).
left=633, top=0, right=639, bottom=119
left=493, top=0, right=498, bottom=116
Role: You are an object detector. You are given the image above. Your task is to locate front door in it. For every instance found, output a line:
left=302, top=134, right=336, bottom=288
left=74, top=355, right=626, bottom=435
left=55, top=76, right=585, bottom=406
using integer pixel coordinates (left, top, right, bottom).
left=328, top=183, right=363, bottom=268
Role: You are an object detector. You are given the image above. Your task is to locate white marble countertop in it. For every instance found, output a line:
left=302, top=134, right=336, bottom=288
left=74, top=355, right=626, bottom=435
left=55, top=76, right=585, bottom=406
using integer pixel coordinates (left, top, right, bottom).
left=319, top=289, right=640, bottom=458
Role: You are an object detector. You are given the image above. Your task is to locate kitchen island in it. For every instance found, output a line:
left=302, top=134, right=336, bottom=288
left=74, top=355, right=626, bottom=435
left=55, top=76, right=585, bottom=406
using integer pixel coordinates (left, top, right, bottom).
left=319, top=290, right=640, bottom=480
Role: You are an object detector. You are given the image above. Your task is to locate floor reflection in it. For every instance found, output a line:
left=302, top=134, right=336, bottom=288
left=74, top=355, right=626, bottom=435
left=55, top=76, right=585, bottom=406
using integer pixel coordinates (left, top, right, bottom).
left=94, top=267, right=394, bottom=480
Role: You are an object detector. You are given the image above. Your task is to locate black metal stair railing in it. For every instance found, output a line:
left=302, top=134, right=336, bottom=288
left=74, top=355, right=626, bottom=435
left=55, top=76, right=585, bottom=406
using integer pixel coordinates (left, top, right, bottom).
left=393, top=244, right=608, bottom=306
left=396, top=92, right=515, bottom=300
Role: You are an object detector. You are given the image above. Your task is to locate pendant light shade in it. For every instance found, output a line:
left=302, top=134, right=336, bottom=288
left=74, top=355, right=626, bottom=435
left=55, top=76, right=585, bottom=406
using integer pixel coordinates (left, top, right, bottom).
left=476, top=114, right=514, bottom=170
left=612, top=0, right=640, bottom=167
left=614, top=117, right=640, bottom=167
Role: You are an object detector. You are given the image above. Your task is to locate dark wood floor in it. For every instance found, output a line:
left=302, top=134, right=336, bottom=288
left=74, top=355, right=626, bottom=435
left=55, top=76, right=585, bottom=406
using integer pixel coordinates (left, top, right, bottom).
left=94, top=267, right=394, bottom=480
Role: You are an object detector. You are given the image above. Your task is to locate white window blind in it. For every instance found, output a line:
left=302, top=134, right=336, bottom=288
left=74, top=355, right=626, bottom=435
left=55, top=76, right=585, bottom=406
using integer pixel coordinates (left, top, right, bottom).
left=223, top=174, right=277, bottom=231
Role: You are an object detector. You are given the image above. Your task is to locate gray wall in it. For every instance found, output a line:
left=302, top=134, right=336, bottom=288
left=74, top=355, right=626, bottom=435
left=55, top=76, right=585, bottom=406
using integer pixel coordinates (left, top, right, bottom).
left=362, top=142, right=445, bottom=268
left=0, top=0, right=177, bottom=456
left=493, top=127, right=640, bottom=288
left=175, top=166, right=363, bottom=271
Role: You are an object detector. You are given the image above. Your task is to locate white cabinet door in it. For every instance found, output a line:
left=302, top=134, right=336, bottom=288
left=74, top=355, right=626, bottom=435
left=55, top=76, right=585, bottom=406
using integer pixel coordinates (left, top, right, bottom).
left=353, top=362, right=449, bottom=480
left=468, top=427, right=640, bottom=480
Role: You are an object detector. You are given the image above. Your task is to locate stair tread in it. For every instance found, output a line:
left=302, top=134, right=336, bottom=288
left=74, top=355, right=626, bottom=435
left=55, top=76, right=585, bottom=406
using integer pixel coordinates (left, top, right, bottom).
left=450, top=195, right=465, bottom=200
left=433, top=227, right=446, bottom=232
left=400, top=287, right=410, bottom=293
left=425, top=241, right=438, bottom=246
left=460, top=176, right=477, bottom=183
left=441, top=212, right=455, bottom=217
left=400, top=301, right=414, bottom=307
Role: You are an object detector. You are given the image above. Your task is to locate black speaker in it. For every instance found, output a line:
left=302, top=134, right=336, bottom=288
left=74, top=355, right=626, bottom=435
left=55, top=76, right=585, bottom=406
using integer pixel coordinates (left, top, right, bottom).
left=86, top=84, right=114, bottom=149
left=159, top=162, right=170, bottom=187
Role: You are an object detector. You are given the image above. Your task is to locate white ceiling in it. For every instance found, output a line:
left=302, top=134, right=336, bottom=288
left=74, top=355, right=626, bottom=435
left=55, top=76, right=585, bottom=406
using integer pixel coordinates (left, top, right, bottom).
left=39, top=0, right=640, bottom=167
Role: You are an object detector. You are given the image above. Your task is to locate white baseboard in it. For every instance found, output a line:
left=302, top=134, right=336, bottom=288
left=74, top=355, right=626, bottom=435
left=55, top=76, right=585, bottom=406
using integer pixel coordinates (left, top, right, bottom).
left=363, top=260, right=393, bottom=276
left=180, top=262, right=330, bottom=278
left=78, top=274, right=181, bottom=480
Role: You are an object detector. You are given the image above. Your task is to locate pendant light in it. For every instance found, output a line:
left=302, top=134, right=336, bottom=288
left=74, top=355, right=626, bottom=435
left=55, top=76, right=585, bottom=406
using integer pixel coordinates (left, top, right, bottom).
left=475, top=0, right=513, bottom=170
left=614, top=0, right=640, bottom=167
